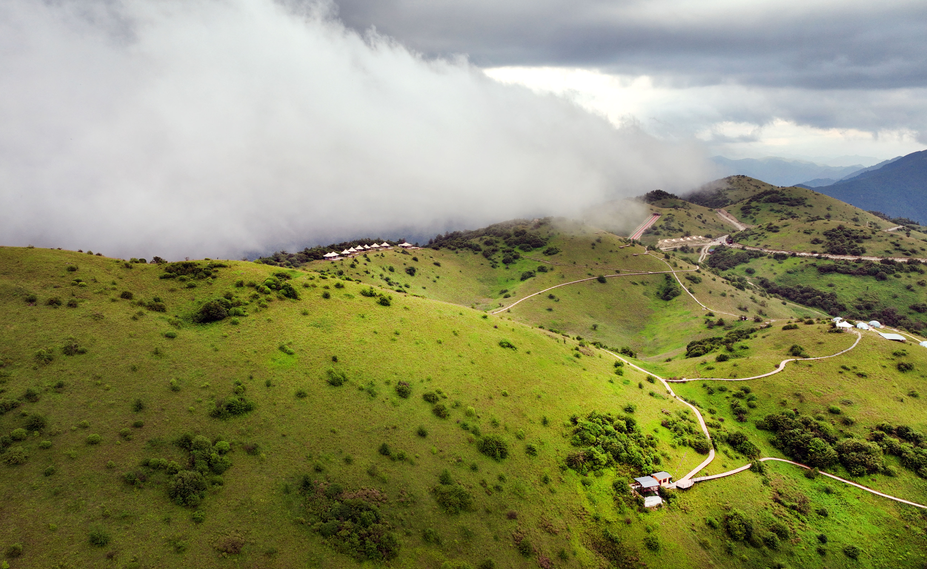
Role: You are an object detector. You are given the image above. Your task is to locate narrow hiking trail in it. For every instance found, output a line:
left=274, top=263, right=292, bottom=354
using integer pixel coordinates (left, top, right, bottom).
left=716, top=209, right=748, bottom=231
left=666, top=330, right=863, bottom=383
left=489, top=268, right=697, bottom=315
left=602, top=349, right=715, bottom=485
left=693, top=457, right=927, bottom=510
left=729, top=242, right=927, bottom=264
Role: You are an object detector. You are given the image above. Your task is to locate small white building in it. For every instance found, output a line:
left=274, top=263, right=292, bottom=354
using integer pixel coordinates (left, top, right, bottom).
left=832, top=317, right=843, bottom=323
left=643, top=495, right=664, bottom=508
left=869, top=321, right=882, bottom=328
left=856, top=322, right=870, bottom=330
left=919, top=341, right=927, bottom=348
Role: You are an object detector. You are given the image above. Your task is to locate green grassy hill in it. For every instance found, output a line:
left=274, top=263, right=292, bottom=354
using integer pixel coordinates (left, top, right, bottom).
left=673, top=176, right=927, bottom=258
left=3, top=231, right=927, bottom=569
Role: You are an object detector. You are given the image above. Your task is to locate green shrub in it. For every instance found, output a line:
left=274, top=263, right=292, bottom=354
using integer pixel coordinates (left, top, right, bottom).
left=643, top=534, right=661, bottom=551
left=422, top=392, right=439, bottom=403
left=3, top=446, right=27, bottom=465
left=209, top=396, right=255, bottom=419
left=843, top=545, right=860, bottom=559
left=498, top=340, right=516, bottom=350
left=477, top=435, right=509, bottom=460
left=295, top=388, right=307, bottom=399
left=191, top=510, right=206, bottom=524
left=10, top=428, right=27, bottom=441
left=395, top=381, right=411, bottom=398
left=24, top=414, right=47, bottom=432
left=432, top=484, right=474, bottom=514
left=133, top=398, right=145, bottom=412
left=416, top=426, right=428, bottom=437
left=326, top=369, right=347, bottom=386
left=193, top=300, right=228, bottom=323
left=432, top=404, right=449, bottom=418
left=169, top=470, right=208, bottom=507
left=46, top=297, right=62, bottom=307
left=516, top=537, right=533, bottom=556
left=86, top=434, right=102, bottom=445
left=5, top=543, right=23, bottom=558
left=120, top=291, right=134, bottom=300
left=88, top=527, right=110, bottom=547
left=164, top=331, right=178, bottom=339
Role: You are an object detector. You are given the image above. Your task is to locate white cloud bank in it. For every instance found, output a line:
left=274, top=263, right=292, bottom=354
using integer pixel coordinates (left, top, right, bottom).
left=0, top=0, right=713, bottom=260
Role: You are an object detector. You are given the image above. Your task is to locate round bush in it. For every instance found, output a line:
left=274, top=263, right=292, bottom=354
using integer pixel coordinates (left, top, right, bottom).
left=169, top=470, right=208, bottom=507
left=88, top=527, right=110, bottom=547
left=477, top=435, right=509, bottom=460
left=395, top=381, right=411, bottom=398
left=10, top=428, right=27, bottom=441
left=86, top=434, right=102, bottom=445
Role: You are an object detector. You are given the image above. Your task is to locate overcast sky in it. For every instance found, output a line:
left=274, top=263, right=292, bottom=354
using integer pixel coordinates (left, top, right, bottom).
left=0, top=0, right=710, bottom=260
left=336, top=0, right=927, bottom=163
left=2, top=0, right=924, bottom=260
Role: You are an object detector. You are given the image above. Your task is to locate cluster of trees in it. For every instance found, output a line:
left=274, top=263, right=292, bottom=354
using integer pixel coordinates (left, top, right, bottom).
left=300, top=477, right=400, bottom=561
left=704, top=246, right=765, bottom=271
left=869, top=423, right=927, bottom=478
left=565, top=411, right=658, bottom=475
left=757, top=411, right=884, bottom=476
left=655, top=274, right=681, bottom=301
left=756, top=279, right=846, bottom=315
left=815, top=258, right=924, bottom=279
left=685, top=327, right=757, bottom=358
left=427, top=218, right=552, bottom=256
left=820, top=225, right=871, bottom=256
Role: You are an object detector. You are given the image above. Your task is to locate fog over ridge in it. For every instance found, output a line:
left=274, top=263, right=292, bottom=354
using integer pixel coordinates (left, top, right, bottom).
left=0, top=0, right=713, bottom=260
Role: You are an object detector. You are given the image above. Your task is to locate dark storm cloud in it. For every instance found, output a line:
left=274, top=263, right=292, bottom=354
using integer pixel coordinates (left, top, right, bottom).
left=334, top=0, right=927, bottom=90
left=0, top=0, right=711, bottom=261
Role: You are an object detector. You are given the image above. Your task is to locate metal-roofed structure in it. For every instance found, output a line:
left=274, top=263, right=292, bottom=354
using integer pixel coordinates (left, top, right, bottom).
left=879, top=332, right=906, bottom=342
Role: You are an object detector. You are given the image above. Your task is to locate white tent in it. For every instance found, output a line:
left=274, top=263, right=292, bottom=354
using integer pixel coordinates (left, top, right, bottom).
left=370, top=243, right=380, bottom=248
left=323, top=252, right=338, bottom=258
left=919, top=341, right=927, bottom=348
left=856, top=322, right=870, bottom=330
left=399, top=242, right=413, bottom=248
left=832, top=317, right=843, bottom=323
left=836, top=321, right=853, bottom=328
left=381, top=242, right=391, bottom=248
left=341, top=250, right=351, bottom=255
left=869, top=321, right=882, bottom=328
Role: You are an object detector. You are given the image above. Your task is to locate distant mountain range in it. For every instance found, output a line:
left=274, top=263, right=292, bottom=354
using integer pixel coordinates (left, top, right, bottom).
left=807, top=149, right=927, bottom=224
left=710, top=156, right=867, bottom=187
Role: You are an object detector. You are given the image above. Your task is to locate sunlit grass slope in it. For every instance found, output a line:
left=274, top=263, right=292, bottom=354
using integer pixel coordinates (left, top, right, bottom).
left=0, top=246, right=709, bottom=568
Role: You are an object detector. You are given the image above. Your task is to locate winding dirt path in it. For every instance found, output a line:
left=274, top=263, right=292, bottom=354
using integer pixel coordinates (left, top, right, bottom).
left=694, top=457, right=927, bottom=510
left=489, top=268, right=696, bottom=315
left=603, top=350, right=715, bottom=484
left=666, top=330, right=863, bottom=383
left=716, top=209, right=749, bottom=231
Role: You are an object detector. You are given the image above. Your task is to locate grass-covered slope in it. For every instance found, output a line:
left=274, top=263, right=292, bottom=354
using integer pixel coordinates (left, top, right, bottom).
left=306, top=220, right=815, bottom=357
left=0, top=246, right=716, bottom=568
left=679, top=177, right=927, bottom=258
left=4, top=244, right=927, bottom=569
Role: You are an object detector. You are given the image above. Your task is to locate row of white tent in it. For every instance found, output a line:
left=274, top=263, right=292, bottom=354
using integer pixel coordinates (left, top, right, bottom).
left=322, top=242, right=414, bottom=259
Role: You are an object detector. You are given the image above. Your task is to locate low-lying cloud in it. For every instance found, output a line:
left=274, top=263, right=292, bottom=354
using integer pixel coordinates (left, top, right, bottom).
left=0, top=0, right=712, bottom=260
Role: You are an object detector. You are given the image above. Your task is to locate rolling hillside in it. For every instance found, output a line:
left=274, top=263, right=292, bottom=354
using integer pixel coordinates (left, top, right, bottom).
left=4, top=205, right=927, bottom=569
